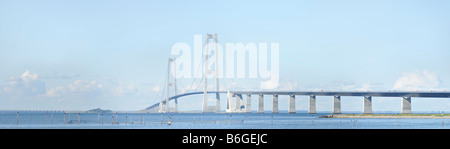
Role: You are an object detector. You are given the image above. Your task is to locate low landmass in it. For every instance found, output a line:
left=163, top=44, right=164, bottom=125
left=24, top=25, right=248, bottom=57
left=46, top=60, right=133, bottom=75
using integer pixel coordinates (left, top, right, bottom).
left=86, top=108, right=112, bottom=113
left=320, top=114, right=450, bottom=119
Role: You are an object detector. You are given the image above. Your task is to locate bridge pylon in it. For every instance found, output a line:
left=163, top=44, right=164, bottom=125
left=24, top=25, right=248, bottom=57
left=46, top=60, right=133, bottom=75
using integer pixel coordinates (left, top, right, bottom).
left=202, top=33, right=221, bottom=113
left=160, top=58, right=178, bottom=113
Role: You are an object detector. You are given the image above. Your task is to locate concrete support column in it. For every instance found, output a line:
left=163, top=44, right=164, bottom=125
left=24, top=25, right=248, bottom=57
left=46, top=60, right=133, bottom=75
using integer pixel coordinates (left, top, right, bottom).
left=289, top=95, right=296, bottom=114
left=202, top=93, right=208, bottom=113
left=363, top=96, right=372, bottom=114
left=216, top=93, right=221, bottom=113
left=402, top=97, right=412, bottom=114
left=226, top=91, right=234, bottom=112
left=234, top=94, right=239, bottom=111
left=236, top=94, right=243, bottom=112
left=333, top=96, right=341, bottom=114
left=174, top=98, right=178, bottom=113
left=239, top=94, right=245, bottom=112
left=272, top=95, right=279, bottom=113
left=309, top=95, right=316, bottom=114
left=159, top=101, right=163, bottom=113
left=258, top=94, right=264, bottom=113
left=246, top=94, right=252, bottom=113
left=166, top=98, right=170, bottom=113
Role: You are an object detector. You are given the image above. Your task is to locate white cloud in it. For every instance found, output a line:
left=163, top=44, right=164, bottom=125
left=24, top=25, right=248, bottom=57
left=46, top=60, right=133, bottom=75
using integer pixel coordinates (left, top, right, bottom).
left=1, top=71, right=166, bottom=110
left=68, top=80, right=101, bottom=92
left=333, top=81, right=357, bottom=91
left=302, top=80, right=387, bottom=91
left=277, top=79, right=299, bottom=91
left=46, top=80, right=103, bottom=98
left=259, top=73, right=280, bottom=90
left=45, top=86, right=65, bottom=97
left=113, top=83, right=138, bottom=96
left=260, top=79, right=280, bottom=90
left=152, top=86, right=161, bottom=92
left=355, top=83, right=372, bottom=91
left=393, top=70, right=442, bottom=91
left=3, top=70, right=46, bottom=98
left=21, top=70, right=38, bottom=82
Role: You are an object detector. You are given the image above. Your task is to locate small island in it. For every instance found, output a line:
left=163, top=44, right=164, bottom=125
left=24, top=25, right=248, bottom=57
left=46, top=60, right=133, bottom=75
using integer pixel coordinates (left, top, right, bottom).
left=320, top=114, right=450, bottom=119
left=86, top=108, right=112, bottom=113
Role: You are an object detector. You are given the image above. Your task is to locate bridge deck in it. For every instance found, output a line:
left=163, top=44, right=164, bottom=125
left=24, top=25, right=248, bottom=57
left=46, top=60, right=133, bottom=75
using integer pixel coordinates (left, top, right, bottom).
left=145, top=91, right=450, bottom=111
left=229, top=91, right=450, bottom=98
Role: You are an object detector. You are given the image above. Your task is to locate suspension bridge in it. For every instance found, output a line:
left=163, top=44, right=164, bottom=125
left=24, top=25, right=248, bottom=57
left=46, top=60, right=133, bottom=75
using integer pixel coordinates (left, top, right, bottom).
left=145, top=33, right=450, bottom=114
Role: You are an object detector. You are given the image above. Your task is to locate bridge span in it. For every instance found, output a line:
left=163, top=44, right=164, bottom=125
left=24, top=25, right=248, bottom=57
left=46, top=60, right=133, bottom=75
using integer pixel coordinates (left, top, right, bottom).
left=146, top=91, right=450, bottom=114
left=150, top=34, right=450, bottom=114
left=227, top=91, right=450, bottom=114
left=145, top=91, right=225, bottom=112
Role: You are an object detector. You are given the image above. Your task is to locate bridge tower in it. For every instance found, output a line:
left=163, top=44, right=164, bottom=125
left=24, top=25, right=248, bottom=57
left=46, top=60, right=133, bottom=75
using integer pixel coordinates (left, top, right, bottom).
left=160, top=58, right=178, bottom=113
left=202, top=33, right=221, bottom=113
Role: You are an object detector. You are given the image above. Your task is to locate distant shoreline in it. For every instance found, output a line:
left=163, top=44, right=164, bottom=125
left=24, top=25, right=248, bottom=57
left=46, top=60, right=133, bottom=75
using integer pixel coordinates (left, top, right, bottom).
left=320, top=114, right=450, bottom=119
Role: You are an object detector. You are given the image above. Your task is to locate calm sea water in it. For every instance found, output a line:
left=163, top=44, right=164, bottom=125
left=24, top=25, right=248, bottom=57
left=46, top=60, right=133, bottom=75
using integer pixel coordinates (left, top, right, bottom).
left=1, top=111, right=448, bottom=129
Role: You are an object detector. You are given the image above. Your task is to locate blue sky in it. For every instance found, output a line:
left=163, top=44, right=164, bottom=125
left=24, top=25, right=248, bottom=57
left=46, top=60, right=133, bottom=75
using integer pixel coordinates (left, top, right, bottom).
left=0, top=0, right=449, bottom=112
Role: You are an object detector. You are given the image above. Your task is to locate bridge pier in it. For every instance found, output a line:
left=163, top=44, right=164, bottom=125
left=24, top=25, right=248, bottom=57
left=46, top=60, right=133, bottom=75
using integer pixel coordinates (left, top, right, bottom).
left=236, top=94, right=244, bottom=112
left=159, top=101, right=163, bottom=113
left=402, top=97, right=412, bottom=114
left=333, top=96, right=341, bottom=114
left=273, top=95, right=279, bottom=113
left=289, top=95, right=296, bottom=114
left=309, top=95, right=316, bottom=114
left=226, top=91, right=234, bottom=112
left=363, top=96, right=372, bottom=114
left=202, top=92, right=208, bottom=113
left=216, top=93, right=221, bottom=113
left=258, top=94, right=264, bottom=113
left=166, top=98, right=170, bottom=113
left=174, top=98, right=178, bottom=113
left=234, top=94, right=239, bottom=112
left=246, top=94, right=252, bottom=113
